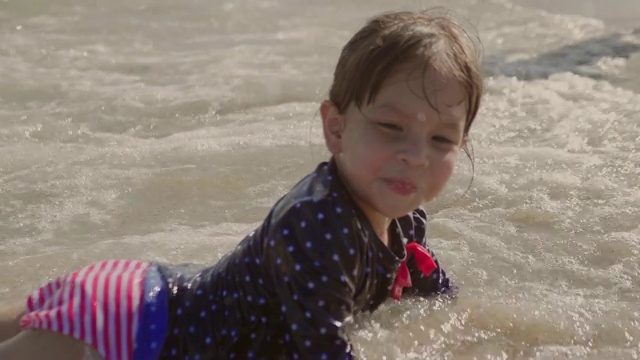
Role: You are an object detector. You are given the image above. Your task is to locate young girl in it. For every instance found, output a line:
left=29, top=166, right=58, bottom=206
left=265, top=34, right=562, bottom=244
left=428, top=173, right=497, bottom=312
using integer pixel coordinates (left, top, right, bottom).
left=0, top=9, right=483, bottom=360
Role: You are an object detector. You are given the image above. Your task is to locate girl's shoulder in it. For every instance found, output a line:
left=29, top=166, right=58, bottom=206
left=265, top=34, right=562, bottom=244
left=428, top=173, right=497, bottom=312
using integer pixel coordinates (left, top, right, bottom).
left=411, top=207, right=428, bottom=222
left=269, top=160, right=355, bottom=224
left=395, top=207, right=429, bottom=245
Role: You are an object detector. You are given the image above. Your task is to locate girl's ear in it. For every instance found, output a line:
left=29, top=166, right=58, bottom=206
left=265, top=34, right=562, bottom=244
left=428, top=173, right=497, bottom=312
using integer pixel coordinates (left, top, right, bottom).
left=320, top=100, right=344, bottom=155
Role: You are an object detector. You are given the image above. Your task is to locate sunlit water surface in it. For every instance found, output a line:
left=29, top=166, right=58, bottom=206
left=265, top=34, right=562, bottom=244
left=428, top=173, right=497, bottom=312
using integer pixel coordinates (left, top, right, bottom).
left=1, top=0, right=639, bottom=358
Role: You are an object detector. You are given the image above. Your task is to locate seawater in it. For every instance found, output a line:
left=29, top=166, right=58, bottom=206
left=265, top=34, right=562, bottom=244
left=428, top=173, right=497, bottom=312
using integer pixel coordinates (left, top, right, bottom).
left=0, top=0, right=639, bottom=358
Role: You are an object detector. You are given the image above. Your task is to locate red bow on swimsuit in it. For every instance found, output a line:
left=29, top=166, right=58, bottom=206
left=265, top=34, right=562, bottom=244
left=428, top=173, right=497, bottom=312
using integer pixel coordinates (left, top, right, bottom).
left=391, top=242, right=438, bottom=300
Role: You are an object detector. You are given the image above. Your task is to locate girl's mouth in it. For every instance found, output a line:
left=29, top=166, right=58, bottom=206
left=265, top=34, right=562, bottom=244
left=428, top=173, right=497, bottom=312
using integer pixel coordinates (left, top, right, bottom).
left=384, top=178, right=417, bottom=196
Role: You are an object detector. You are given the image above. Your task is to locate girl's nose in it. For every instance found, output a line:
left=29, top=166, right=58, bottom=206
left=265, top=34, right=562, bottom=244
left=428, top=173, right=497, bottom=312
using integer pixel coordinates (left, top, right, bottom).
left=397, top=139, right=430, bottom=168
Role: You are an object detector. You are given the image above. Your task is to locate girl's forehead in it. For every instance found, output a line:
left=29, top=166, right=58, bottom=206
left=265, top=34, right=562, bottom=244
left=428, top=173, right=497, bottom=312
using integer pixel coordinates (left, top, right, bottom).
left=383, top=65, right=454, bottom=91
left=375, top=66, right=466, bottom=111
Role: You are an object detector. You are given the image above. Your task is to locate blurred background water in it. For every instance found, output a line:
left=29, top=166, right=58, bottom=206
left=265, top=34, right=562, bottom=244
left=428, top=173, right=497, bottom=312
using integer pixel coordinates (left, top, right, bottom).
left=0, top=0, right=639, bottom=358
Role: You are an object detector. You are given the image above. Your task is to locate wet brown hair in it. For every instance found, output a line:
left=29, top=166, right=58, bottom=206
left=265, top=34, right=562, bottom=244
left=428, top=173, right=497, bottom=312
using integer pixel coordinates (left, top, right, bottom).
left=328, top=9, right=483, bottom=137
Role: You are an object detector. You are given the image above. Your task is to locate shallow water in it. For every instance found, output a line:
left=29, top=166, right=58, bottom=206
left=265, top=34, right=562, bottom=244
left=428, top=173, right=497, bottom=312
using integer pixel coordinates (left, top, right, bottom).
left=1, top=0, right=639, bottom=358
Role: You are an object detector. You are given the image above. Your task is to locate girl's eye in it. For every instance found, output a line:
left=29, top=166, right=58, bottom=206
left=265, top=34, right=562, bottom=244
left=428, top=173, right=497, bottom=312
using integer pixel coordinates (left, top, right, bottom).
left=377, top=122, right=402, bottom=131
left=433, top=136, right=454, bottom=144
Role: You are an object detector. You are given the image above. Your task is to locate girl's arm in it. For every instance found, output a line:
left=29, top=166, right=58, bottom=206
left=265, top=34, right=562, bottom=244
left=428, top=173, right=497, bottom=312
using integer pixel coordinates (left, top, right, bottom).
left=264, top=199, right=358, bottom=359
left=405, top=246, right=455, bottom=297
left=0, top=303, right=23, bottom=342
left=0, top=329, right=93, bottom=360
left=0, top=304, right=95, bottom=360
left=403, top=209, right=457, bottom=297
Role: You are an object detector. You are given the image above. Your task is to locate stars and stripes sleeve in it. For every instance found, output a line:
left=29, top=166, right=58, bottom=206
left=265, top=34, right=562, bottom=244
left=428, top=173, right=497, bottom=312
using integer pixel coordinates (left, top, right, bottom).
left=19, top=260, right=151, bottom=360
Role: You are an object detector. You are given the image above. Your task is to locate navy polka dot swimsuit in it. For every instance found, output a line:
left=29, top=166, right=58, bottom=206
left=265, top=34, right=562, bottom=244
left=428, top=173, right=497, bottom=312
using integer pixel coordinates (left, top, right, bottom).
left=155, top=159, right=453, bottom=359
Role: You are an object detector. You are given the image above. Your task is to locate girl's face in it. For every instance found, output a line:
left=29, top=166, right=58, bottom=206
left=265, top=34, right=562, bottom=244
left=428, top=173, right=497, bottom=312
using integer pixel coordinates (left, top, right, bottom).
left=321, top=66, right=468, bottom=228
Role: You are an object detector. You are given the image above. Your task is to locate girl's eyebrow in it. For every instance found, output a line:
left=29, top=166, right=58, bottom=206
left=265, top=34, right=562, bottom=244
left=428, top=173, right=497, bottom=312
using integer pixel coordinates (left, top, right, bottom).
left=374, top=102, right=404, bottom=113
left=438, top=119, right=464, bottom=132
left=373, top=103, right=411, bottom=120
left=374, top=102, right=465, bottom=128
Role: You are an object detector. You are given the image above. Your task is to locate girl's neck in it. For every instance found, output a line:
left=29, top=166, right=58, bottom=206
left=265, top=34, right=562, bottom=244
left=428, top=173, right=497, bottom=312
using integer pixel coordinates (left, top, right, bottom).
left=340, top=188, right=392, bottom=246
left=359, top=206, right=392, bottom=247
left=374, top=217, right=392, bottom=247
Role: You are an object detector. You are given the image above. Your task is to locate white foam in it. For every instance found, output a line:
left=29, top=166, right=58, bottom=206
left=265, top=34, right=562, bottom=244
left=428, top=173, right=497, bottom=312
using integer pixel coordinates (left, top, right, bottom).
left=0, top=0, right=638, bottom=358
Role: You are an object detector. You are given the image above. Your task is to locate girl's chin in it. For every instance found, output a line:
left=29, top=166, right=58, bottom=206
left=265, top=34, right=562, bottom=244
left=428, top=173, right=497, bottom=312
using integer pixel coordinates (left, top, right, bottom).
left=379, top=206, right=419, bottom=219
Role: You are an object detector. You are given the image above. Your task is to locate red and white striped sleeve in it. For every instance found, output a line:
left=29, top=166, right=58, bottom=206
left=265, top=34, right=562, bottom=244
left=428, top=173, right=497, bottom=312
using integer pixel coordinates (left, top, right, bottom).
left=20, top=260, right=151, bottom=360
